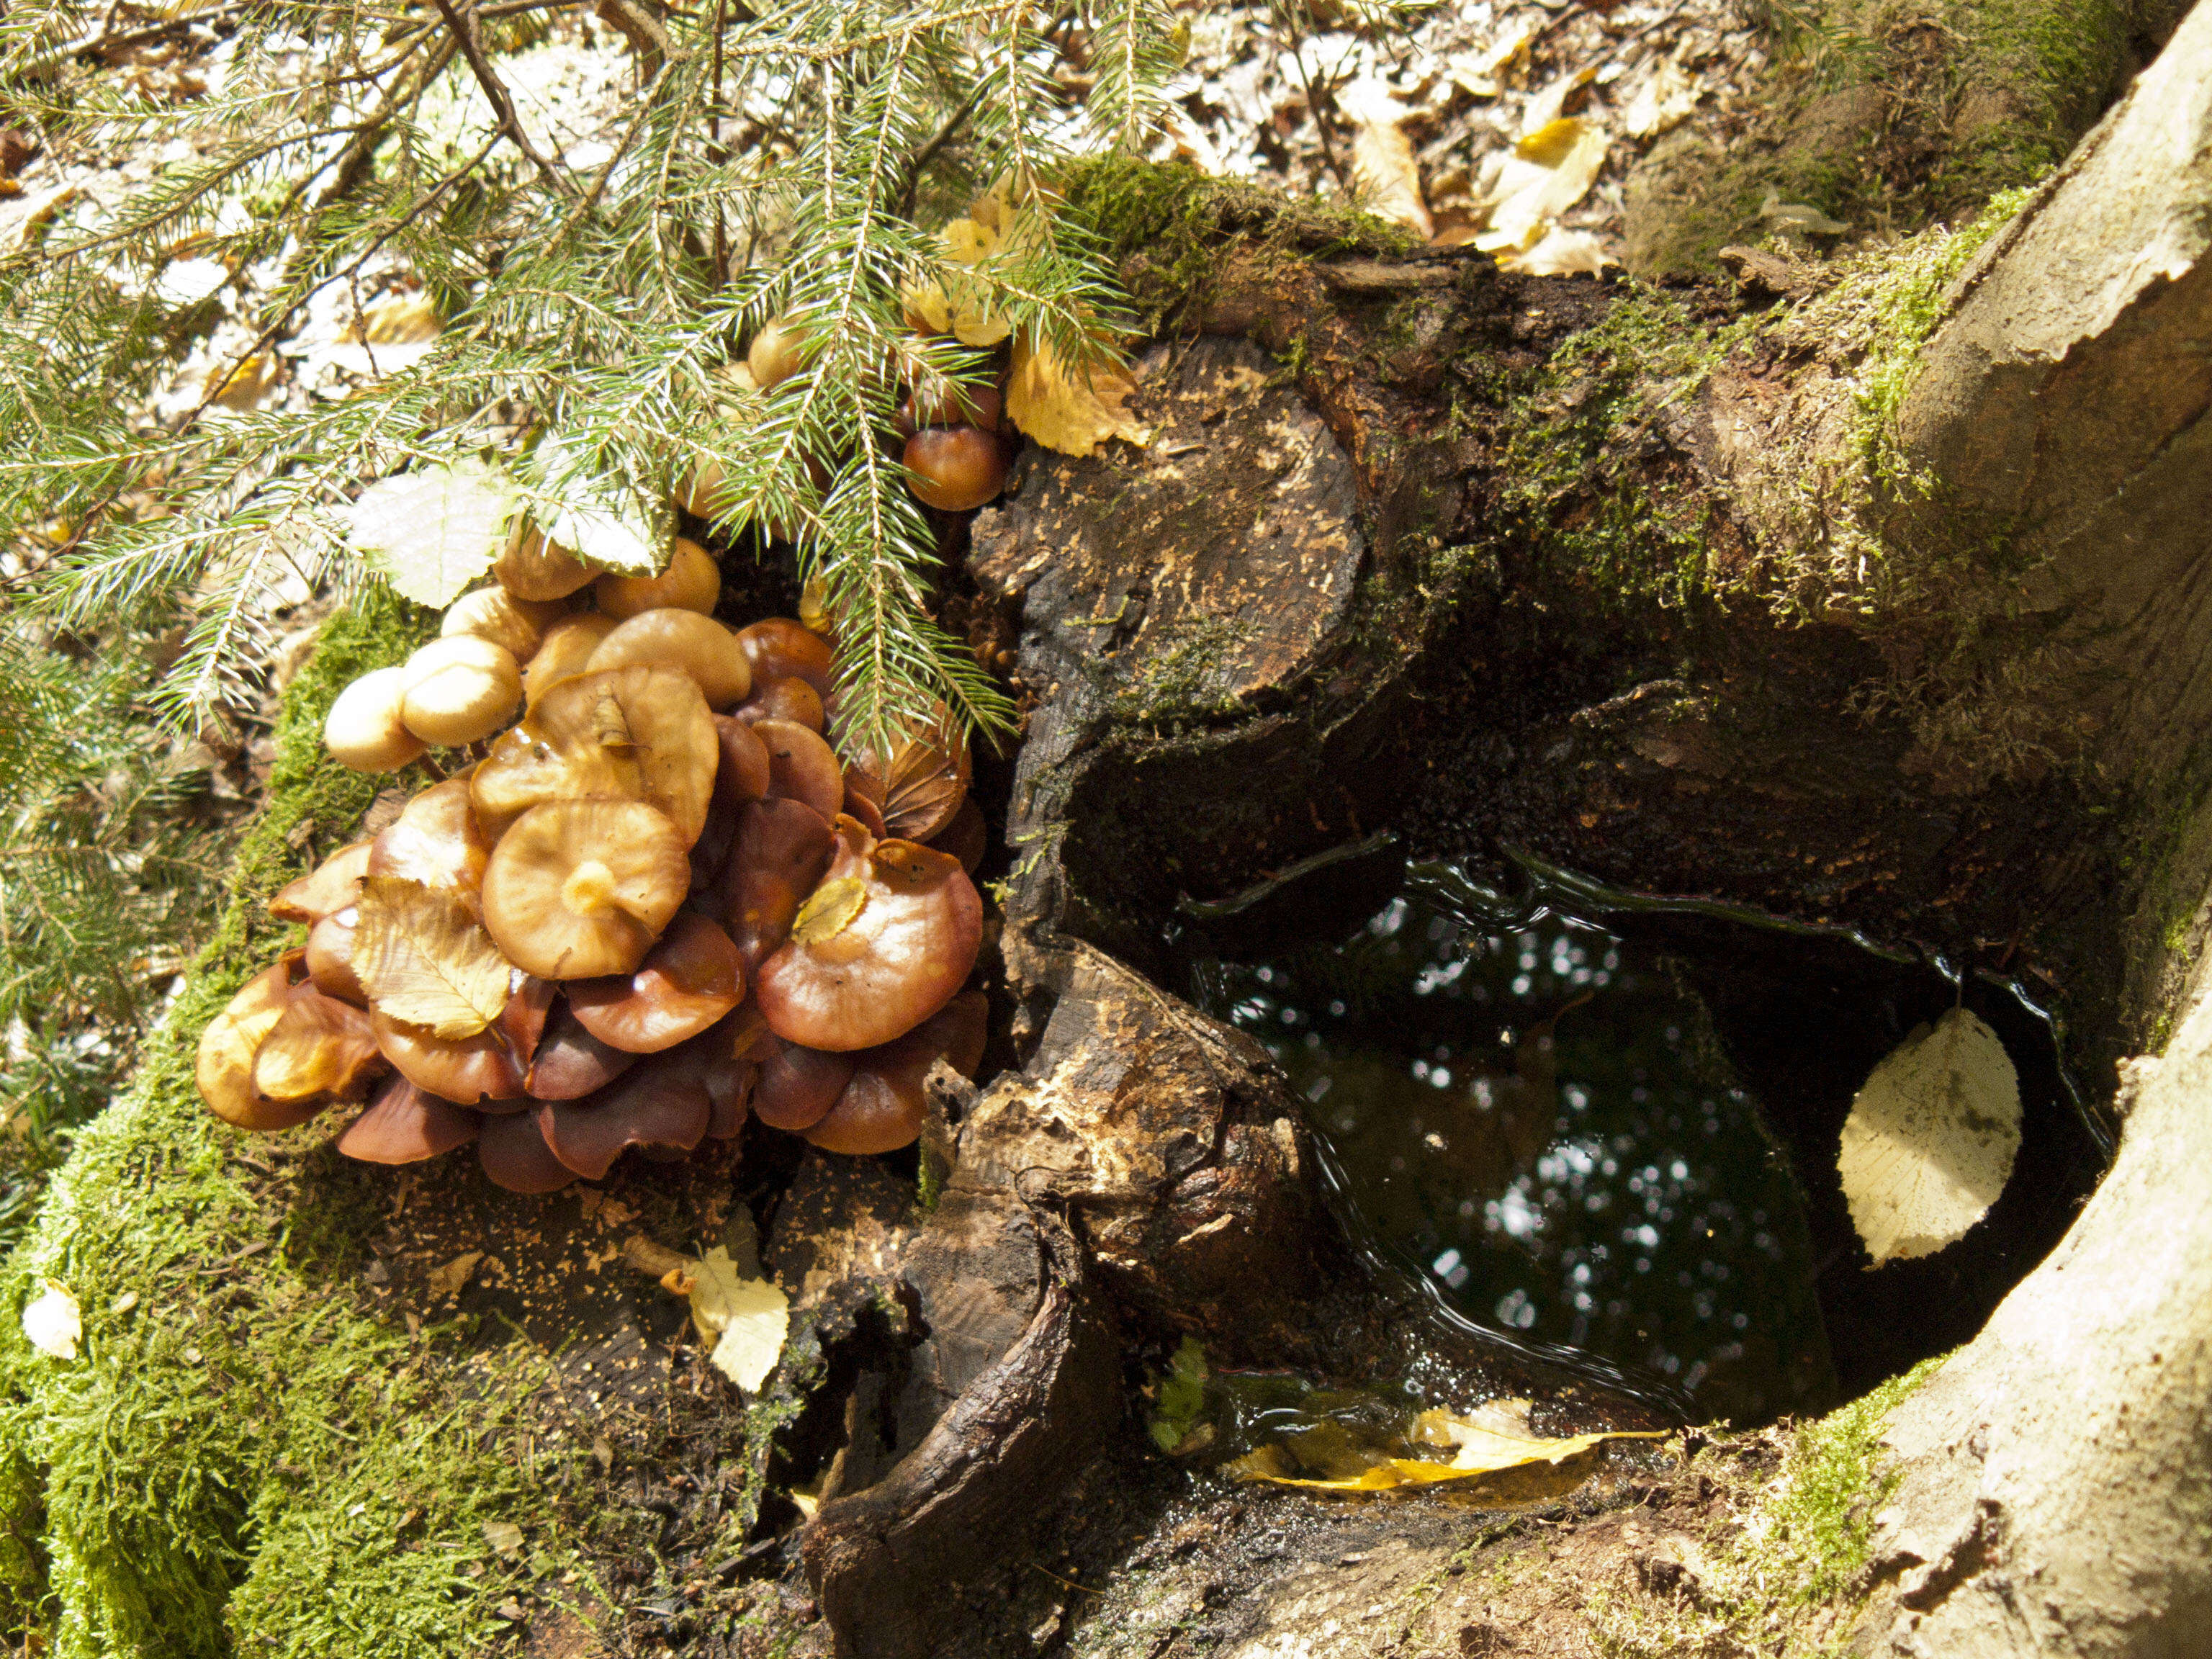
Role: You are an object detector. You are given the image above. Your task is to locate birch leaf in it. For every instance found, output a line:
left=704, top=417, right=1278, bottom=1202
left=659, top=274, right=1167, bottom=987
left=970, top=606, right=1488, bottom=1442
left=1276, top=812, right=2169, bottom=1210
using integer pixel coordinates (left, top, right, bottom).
left=22, top=1280, right=80, bottom=1360
left=1343, top=79, right=1432, bottom=238
left=349, top=460, right=517, bottom=608
left=529, top=437, right=665, bottom=576
left=1230, top=1399, right=1663, bottom=1492
left=1840, top=1007, right=2020, bottom=1264
left=1497, top=227, right=1612, bottom=276
left=352, top=876, right=511, bottom=1040
left=685, top=1246, right=788, bottom=1393
left=1005, top=338, right=1151, bottom=458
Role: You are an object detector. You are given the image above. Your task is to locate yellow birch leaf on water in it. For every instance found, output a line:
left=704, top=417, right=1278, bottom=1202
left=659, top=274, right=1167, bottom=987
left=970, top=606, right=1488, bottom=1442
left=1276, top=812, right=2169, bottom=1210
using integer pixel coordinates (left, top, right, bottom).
left=1005, top=338, right=1151, bottom=458
left=351, top=876, right=512, bottom=1040
left=1839, top=1007, right=2020, bottom=1264
left=1230, top=1398, right=1664, bottom=1493
left=685, top=1246, right=789, bottom=1393
left=22, top=1280, right=81, bottom=1360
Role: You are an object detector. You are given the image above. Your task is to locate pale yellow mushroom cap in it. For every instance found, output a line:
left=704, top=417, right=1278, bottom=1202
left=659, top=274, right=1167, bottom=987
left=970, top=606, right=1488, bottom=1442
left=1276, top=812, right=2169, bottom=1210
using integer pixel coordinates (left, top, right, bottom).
left=586, top=608, right=752, bottom=709
left=596, top=536, right=720, bottom=619
left=400, top=634, right=522, bottom=746
left=324, top=666, right=428, bottom=773
left=441, top=586, right=567, bottom=662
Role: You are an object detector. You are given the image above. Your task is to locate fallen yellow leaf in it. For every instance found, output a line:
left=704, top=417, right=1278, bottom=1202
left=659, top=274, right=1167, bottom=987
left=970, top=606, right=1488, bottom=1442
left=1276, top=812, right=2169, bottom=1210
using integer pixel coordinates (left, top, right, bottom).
left=1004, top=337, right=1150, bottom=458
left=1231, top=1397, right=1664, bottom=1493
left=352, top=876, right=513, bottom=1040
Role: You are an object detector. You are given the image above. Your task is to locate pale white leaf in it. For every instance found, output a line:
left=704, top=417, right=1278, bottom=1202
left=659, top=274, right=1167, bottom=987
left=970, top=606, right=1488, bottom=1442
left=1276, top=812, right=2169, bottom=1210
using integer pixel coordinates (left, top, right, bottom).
left=1624, top=58, right=1702, bottom=140
left=1475, top=120, right=1611, bottom=256
left=22, top=1279, right=81, bottom=1359
left=529, top=438, right=665, bottom=576
left=1496, top=227, right=1613, bottom=276
left=348, top=460, right=517, bottom=608
left=1840, top=1007, right=2020, bottom=1265
left=156, top=257, right=229, bottom=306
left=1761, top=189, right=1848, bottom=235
left=685, top=1246, right=788, bottom=1393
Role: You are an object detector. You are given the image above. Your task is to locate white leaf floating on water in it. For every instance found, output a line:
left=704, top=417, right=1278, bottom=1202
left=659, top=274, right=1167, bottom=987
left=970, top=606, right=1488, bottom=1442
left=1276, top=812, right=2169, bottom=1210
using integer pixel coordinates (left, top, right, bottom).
left=22, top=1279, right=81, bottom=1360
left=685, top=1246, right=789, bottom=1393
left=1840, top=1007, right=2021, bottom=1265
left=348, top=459, right=518, bottom=608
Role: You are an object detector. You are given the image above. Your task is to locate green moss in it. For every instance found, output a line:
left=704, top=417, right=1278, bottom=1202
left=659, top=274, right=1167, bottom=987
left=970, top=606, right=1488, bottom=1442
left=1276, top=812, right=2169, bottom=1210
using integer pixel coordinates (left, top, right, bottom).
left=0, top=584, right=603, bottom=1658
left=1109, top=616, right=1256, bottom=729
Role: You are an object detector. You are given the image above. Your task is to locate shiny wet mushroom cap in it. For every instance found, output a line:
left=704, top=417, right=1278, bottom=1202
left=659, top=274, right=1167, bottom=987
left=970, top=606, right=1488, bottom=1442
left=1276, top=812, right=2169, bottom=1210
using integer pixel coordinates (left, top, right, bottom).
left=902, top=426, right=1007, bottom=513
left=525, top=612, right=621, bottom=709
left=372, top=1009, right=526, bottom=1105
left=749, top=1034, right=856, bottom=1132
left=337, top=1074, right=482, bottom=1164
left=734, top=619, right=833, bottom=698
left=496, top=521, right=598, bottom=602
left=477, top=1108, right=578, bottom=1193
left=596, top=537, right=720, bottom=620
left=442, top=586, right=567, bottom=662
left=711, top=715, right=773, bottom=810
left=734, top=675, right=825, bottom=732
left=525, top=1001, right=641, bottom=1099
left=399, top=634, right=522, bottom=747
left=472, top=665, right=720, bottom=848
left=270, top=840, right=373, bottom=924
left=566, top=912, right=744, bottom=1053
left=747, top=317, right=810, bottom=387
left=305, top=907, right=364, bottom=1005
left=536, top=1043, right=714, bottom=1179
left=585, top=608, right=751, bottom=709
left=196, top=954, right=316, bottom=1130
left=481, top=799, right=690, bottom=980
left=804, top=990, right=988, bottom=1155
left=754, top=716, right=845, bottom=822
left=324, top=667, right=428, bottom=773
left=719, top=796, right=836, bottom=974
left=754, top=829, right=983, bottom=1052
left=251, top=985, right=387, bottom=1112
left=368, top=777, right=490, bottom=913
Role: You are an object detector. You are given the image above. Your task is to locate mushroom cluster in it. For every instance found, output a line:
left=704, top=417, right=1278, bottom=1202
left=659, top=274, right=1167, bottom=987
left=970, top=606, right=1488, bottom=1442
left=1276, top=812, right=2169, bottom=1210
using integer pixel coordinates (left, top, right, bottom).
left=197, top=524, right=989, bottom=1193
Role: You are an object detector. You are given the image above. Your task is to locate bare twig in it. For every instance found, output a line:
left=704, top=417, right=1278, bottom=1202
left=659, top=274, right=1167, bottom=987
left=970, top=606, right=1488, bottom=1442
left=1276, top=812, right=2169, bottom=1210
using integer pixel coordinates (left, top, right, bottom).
left=428, top=0, right=580, bottom=199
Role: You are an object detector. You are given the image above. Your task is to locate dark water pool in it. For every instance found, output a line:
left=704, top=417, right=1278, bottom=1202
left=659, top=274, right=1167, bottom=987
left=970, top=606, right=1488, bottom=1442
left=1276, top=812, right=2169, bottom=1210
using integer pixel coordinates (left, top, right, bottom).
left=1177, top=854, right=2104, bottom=1426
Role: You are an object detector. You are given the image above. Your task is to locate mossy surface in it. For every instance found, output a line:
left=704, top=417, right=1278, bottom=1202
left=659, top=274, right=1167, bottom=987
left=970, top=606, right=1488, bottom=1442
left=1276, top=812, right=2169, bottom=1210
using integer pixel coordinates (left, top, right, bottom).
left=0, top=586, right=602, bottom=1658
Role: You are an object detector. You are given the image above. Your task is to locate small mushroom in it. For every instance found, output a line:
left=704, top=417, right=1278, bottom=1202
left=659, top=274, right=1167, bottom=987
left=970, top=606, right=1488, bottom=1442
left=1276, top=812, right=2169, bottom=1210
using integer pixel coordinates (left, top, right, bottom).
left=525, top=612, right=621, bottom=709
left=718, top=796, right=836, bottom=974
left=749, top=1033, right=857, bottom=1132
left=497, top=521, right=598, bottom=602
left=481, top=799, right=691, bottom=979
left=372, top=1009, right=526, bottom=1105
left=734, top=618, right=834, bottom=698
left=524, top=1000, right=641, bottom=1100
left=899, top=381, right=1003, bottom=436
left=478, top=1108, right=579, bottom=1193
left=711, top=715, right=773, bottom=810
left=846, top=712, right=971, bottom=842
left=927, top=796, right=988, bottom=876
left=442, top=585, right=567, bottom=662
left=252, top=985, right=387, bottom=1112
left=535, top=1044, right=714, bottom=1178
left=324, top=667, right=428, bottom=773
left=567, top=912, right=744, bottom=1053
left=755, top=826, right=983, bottom=1051
left=270, top=840, right=373, bottom=924
left=368, top=778, right=490, bottom=913
left=902, top=426, right=1007, bottom=512
left=734, top=675, right=827, bottom=732
left=755, top=716, right=845, bottom=822
left=306, top=906, right=365, bottom=1005
left=197, top=954, right=316, bottom=1129
left=747, top=317, right=810, bottom=387
left=400, top=634, right=522, bottom=747
left=337, top=1074, right=482, bottom=1165
left=840, top=775, right=887, bottom=839
left=473, top=666, right=720, bottom=848
left=596, top=537, right=720, bottom=620
left=585, top=608, right=752, bottom=709
left=805, top=991, right=988, bottom=1154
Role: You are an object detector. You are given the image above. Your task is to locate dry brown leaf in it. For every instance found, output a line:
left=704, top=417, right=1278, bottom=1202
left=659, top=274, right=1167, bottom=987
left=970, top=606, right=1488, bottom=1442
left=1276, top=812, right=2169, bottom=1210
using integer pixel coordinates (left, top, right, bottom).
left=1352, top=120, right=1434, bottom=238
left=1005, top=337, right=1150, bottom=458
left=352, top=875, right=512, bottom=1039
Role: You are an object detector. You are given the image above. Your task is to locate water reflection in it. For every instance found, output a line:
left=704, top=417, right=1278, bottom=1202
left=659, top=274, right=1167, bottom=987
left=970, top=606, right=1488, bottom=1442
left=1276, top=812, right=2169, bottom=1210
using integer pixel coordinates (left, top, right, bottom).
left=1190, top=884, right=1838, bottom=1424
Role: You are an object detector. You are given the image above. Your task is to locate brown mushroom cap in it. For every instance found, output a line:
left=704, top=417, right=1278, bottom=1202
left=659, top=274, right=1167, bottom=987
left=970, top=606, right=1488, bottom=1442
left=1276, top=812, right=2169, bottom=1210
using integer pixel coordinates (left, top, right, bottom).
left=696, top=1004, right=767, bottom=1138
left=756, top=829, right=983, bottom=1051
left=305, top=907, right=365, bottom=1005
left=734, top=619, right=834, bottom=698
left=324, top=666, right=428, bottom=773
left=497, top=521, right=598, bottom=602
left=901, top=380, right=1004, bottom=435
left=747, top=318, right=810, bottom=387
left=840, top=776, right=888, bottom=839
left=253, top=985, right=387, bottom=1110
left=525, top=612, right=621, bottom=709
left=805, top=991, right=988, bottom=1154
left=535, top=1044, right=713, bottom=1178
left=755, top=717, right=845, bottom=822
left=270, top=840, right=373, bottom=924
left=566, top=912, right=744, bottom=1053
left=585, top=608, right=752, bottom=709
left=735, top=675, right=825, bottom=732
left=750, top=1034, right=857, bottom=1132
left=718, top=796, right=836, bottom=974
left=903, top=426, right=1008, bottom=513
left=372, top=1008, right=526, bottom=1105
left=337, top=1074, right=481, bottom=1165
left=500, top=971, right=557, bottom=1072
left=596, top=537, right=720, bottom=620
left=847, top=714, right=972, bottom=842
left=368, top=778, right=490, bottom=914
left=926, top=796, right=988, bottom=876
left=524, top=1001, right=641, bottom=1099
left=442, top=586, right=567, bottom=662
left=711, top=715, right=773, bottom=810
left=399, top=634, right=523, bottom=747
left=197, top=955, right=318, bottom=1130
left=472, top=665, right=720, bottom=848
left=481, top=799, right=691, bottom=979
left=478, top=1108, right=578, bottom=1192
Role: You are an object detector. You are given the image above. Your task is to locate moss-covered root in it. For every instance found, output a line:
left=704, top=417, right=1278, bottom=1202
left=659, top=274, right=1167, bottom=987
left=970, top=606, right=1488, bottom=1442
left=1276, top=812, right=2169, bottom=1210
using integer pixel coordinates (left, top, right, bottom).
left=0, top=588, right=597, bottom=1658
